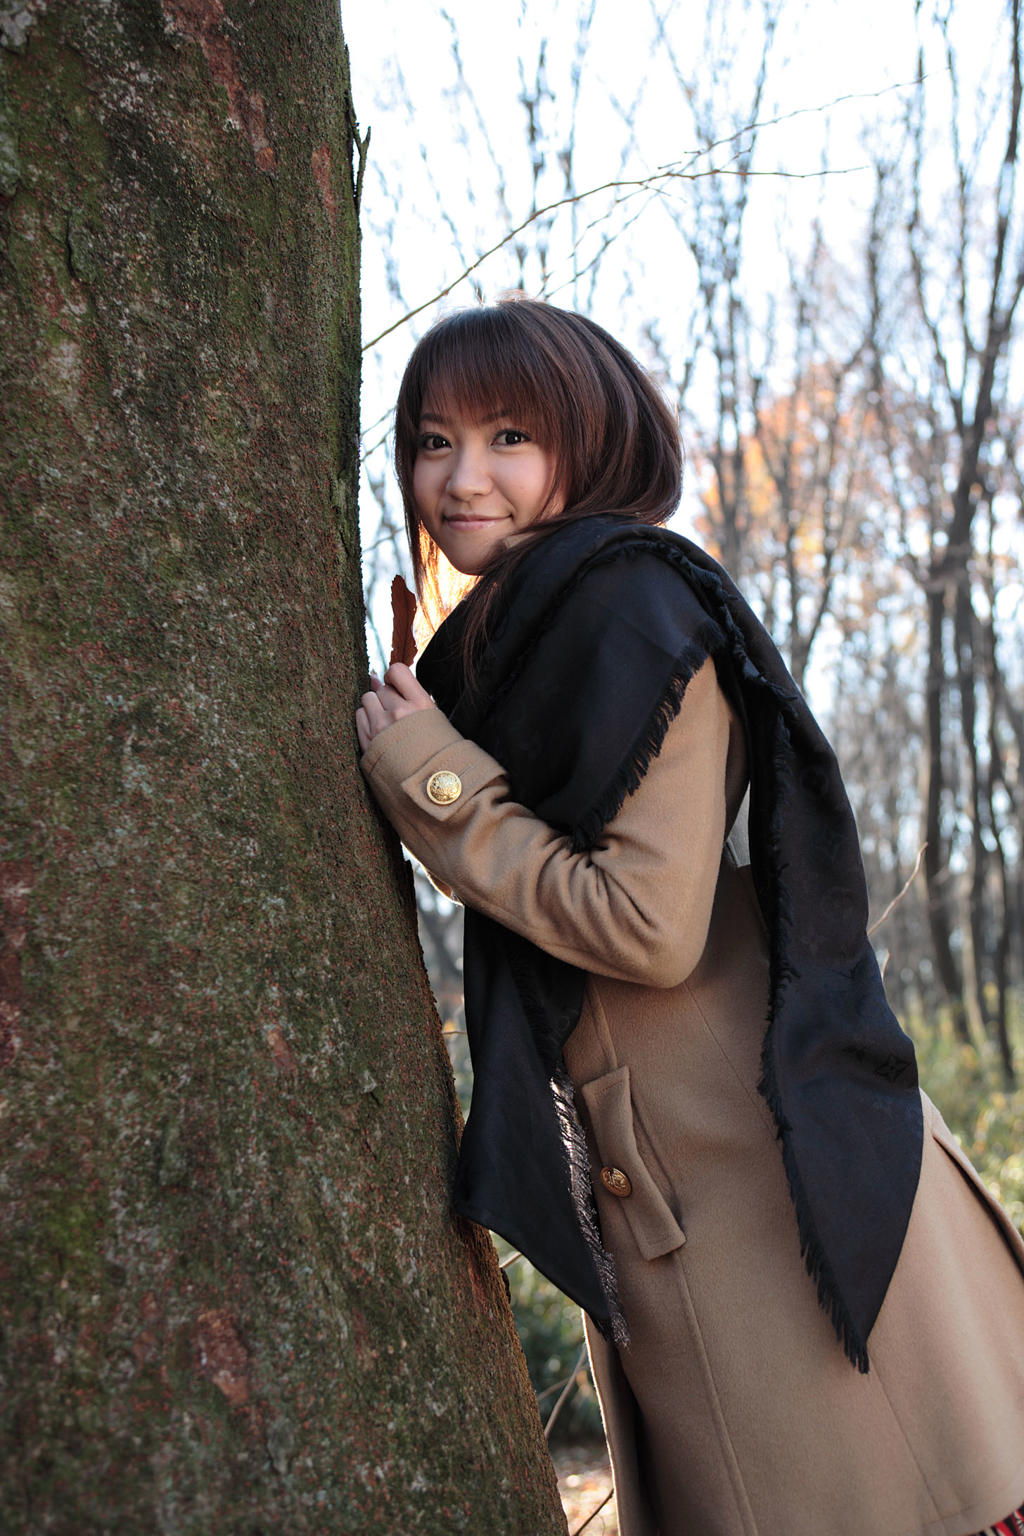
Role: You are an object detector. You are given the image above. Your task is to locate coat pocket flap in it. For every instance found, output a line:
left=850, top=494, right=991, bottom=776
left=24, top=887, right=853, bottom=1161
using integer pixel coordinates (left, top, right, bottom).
left=580, top=1065, right=686, bottom=1261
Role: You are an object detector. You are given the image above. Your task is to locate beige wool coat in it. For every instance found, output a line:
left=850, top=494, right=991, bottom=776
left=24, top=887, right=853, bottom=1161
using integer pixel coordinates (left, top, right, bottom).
left=362, top=657, right=1024, bottom=1536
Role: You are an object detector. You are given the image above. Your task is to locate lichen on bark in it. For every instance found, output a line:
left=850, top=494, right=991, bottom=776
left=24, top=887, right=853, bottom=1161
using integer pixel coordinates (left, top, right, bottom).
left=0, top=2, right=567, bottom=1530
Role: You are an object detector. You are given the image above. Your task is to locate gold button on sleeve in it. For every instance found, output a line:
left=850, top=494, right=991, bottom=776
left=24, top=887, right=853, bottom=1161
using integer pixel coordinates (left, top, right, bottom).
left=426, top=770, right=463, bottom=806
left=600, top=1166, right=632, bottom=1198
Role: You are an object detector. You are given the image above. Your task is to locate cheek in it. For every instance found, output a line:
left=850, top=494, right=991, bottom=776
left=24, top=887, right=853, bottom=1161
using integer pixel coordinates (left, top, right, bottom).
left=538, top=452, right=563, bottom=513
left=527, top=458, right=562, bottom=516
left=412, top=459, right=435, bottom=514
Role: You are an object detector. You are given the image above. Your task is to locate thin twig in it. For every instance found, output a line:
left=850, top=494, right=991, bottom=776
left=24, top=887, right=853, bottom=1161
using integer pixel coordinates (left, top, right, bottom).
left=536, top=1369, right=575, bottom=1403
left=571, top=1489, right=614, bottom=1535
left=499, top=1249, right=522, bottom=1270
left=362, top=75, right=928, bottom=351
left=867, top=844, right=927, bottom=936
left=544, top=1341, right=587, bottom=1440
left=362, top=165, right=868, bottom=352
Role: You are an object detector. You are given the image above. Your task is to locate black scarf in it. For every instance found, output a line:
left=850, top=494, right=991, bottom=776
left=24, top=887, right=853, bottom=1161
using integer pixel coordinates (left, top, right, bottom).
left=417, top=515, right=922, bottom=1372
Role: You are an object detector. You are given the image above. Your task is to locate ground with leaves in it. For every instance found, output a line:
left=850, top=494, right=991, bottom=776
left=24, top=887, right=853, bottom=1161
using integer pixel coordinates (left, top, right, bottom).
left=554, top=1444, right=617, bottom=1535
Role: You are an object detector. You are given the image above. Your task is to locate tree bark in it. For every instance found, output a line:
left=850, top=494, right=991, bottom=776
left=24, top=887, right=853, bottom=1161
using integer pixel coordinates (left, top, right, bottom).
left=0, top=3, right=566, bottom=1531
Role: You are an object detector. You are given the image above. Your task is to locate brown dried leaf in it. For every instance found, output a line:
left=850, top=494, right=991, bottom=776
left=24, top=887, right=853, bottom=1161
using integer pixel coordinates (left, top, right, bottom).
left=389, top=574, right=418, bottom=666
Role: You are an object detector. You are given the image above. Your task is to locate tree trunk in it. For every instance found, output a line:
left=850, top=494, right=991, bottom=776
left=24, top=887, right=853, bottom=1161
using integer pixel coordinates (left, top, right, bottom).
left=922, top=581, right=969, bottom=1042
left=0, top=4, right=566, bottom=1532
left=953, top=587, right=993, bottom=1047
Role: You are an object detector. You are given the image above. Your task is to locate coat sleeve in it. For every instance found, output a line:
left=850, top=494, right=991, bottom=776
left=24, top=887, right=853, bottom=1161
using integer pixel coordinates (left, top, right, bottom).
left=359, top=657, right=743, bottom=989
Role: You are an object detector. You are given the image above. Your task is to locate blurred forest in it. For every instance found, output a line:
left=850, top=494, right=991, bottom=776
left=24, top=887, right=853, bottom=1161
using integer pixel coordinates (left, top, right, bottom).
left=352, top=0, right=1023, bottom=1460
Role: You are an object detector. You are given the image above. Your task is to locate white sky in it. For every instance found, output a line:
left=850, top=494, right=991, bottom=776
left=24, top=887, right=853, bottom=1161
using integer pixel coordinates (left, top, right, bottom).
left=346, top=0, right=925, bottom=349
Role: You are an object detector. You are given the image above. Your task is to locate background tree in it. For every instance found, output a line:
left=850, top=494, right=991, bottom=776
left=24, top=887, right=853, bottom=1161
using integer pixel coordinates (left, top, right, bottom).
left=864, top=0, right=1024, bottom=1065
left=0, top=2, right=566, bottom=1531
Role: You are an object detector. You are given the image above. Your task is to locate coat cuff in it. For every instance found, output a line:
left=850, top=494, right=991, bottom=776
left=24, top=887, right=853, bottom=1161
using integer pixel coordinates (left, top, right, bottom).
left=360, top=708, right=507, bottom=826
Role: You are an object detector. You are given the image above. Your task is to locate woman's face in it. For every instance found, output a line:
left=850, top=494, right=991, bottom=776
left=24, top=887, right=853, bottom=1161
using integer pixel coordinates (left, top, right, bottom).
left=412, top=401, right=563, bottom=575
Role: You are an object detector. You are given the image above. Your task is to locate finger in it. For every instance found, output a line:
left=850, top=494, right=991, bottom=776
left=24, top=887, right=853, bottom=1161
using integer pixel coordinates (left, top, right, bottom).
left=359, top=689, right=389, bottom=723
left=383, top=663, right=433, bottom=707
left=355, top=707, right=371, bottom=753
left=357, top=690, right=392, bottom=746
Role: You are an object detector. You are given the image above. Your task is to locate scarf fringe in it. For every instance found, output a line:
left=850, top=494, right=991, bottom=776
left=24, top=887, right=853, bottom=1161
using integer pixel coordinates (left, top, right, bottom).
left=503, top=937, right=628, bottom=1341
left=570, top=632, right=718, bottom=854
left=552, top=1067, right=630, bottom=1347
left=757, top=1045, right=870, bottom=1372
left=755, top=711, right=871, bottom=1372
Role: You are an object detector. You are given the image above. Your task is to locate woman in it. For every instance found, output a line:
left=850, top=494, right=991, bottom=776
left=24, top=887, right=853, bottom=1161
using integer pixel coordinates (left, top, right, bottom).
left=356, top=296, right=1024, bottom=1536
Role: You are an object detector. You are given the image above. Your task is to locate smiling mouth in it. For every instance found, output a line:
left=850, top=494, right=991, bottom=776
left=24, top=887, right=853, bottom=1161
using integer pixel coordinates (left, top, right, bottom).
left=444, top=514, right=510, bottom=526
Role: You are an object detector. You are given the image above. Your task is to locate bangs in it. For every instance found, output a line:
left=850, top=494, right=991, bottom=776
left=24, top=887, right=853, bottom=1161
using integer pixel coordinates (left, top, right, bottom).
left=400, top=307, right=554, bottom=446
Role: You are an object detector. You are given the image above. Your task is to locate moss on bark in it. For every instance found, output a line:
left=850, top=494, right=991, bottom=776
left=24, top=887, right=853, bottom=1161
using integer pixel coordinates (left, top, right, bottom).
left=0, top=2, right=567, bottom=1530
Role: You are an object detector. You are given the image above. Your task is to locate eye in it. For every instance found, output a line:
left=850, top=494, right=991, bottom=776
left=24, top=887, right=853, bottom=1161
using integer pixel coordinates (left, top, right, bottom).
left=494, top=428, right=530, bottom=446
left=417, top=432, right=450, bottom=452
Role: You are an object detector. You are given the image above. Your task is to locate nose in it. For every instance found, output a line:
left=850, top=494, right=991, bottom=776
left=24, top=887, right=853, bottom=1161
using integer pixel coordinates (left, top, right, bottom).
left=446, top=442, right=492, bottom=501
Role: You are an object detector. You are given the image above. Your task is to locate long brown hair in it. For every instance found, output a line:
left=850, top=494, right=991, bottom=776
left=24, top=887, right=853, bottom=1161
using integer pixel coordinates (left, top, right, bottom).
left=394, top=295, right=683, bottom=647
